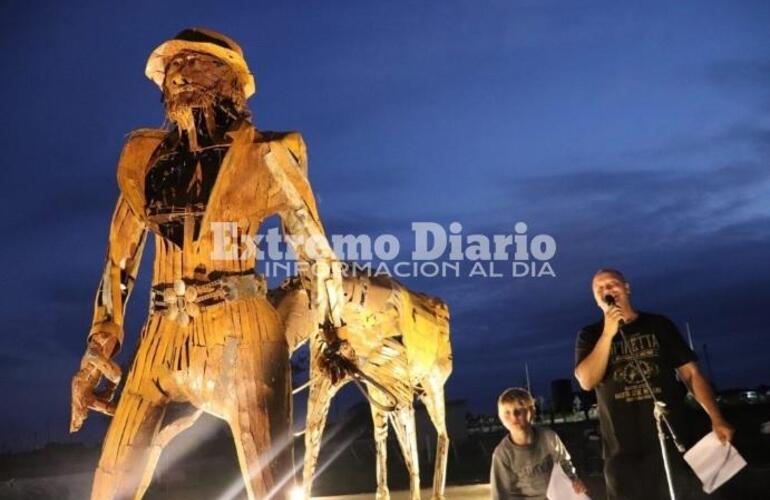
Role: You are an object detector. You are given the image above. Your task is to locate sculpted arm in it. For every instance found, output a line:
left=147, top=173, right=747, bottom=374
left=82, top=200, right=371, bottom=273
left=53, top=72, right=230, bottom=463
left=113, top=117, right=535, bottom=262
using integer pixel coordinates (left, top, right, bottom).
left=263, top=135, right=346, bottom=343
left=91, top=195, right=148, bottom=346
left=70, top=195, right=148, bottom=431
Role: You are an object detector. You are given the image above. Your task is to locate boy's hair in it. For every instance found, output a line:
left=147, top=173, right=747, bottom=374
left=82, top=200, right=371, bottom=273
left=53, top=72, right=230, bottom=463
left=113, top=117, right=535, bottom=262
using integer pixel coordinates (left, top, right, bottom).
left=497, top=387, right=536, bottom=408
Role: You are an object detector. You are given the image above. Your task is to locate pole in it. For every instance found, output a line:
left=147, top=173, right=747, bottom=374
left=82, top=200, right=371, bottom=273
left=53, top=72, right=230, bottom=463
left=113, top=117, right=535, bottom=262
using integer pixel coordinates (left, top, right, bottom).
left=617, top=325, right=684, bottom=500
left=655, top=402, right=678, bottom=500
left=525, top=362, right=531, bottom=394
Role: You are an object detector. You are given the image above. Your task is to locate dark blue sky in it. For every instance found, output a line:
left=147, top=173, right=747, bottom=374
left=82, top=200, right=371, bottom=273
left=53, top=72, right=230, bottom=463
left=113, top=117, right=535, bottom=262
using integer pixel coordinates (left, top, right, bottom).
left=1, top=1, right=769, bottom=449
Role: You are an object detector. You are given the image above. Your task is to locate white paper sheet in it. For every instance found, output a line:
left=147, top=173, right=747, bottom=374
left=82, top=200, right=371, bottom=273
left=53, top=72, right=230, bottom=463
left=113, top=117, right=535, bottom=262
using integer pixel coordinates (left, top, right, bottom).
left=683, top=431, right=747, bottom=494
left=546, top=464, right=591, bottom=500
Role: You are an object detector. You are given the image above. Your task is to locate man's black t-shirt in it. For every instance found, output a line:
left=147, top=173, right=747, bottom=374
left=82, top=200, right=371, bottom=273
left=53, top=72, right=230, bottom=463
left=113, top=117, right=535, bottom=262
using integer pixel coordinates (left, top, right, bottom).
left=575, top=312, right=696, bottom=459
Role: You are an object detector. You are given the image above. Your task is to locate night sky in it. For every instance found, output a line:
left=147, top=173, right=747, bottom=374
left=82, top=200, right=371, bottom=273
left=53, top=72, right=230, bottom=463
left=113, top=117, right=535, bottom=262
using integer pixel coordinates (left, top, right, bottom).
left=1, top=1, right=769, bottom=450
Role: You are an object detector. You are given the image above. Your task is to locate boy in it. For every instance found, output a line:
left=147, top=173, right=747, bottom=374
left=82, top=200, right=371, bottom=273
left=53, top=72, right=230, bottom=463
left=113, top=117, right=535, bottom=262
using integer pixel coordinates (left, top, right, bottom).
left=491, top=388, right=587, bottom=499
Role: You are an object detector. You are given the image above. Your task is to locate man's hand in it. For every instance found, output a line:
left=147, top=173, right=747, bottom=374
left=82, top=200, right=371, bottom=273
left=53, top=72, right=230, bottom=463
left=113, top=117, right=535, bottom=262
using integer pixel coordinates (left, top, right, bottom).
left=571, top=478, right=588, bottom=494
left=70, top=330, right=122, bottom=432
left=603, top=306, right=627, bottom=338
left=712, top=418, right=735, bottom=444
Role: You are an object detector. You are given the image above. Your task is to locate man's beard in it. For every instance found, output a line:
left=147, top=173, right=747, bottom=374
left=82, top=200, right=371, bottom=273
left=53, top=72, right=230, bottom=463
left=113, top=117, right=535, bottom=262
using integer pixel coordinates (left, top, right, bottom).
left=164, top=84, right=246, bottom=151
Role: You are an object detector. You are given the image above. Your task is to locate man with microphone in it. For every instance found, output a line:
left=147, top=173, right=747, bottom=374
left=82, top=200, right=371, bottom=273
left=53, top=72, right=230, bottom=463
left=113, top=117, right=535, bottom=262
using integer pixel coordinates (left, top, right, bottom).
left=574, top=269, right=733, bottom=500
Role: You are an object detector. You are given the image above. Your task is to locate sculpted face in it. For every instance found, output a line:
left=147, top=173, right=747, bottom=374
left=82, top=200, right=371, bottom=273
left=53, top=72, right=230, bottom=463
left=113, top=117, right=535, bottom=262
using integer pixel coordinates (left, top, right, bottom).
left=592, top=271, right=631, bottom=312
left=162, top=50, right=246, bottom=148
left=163, top=51, right=240, bottom=99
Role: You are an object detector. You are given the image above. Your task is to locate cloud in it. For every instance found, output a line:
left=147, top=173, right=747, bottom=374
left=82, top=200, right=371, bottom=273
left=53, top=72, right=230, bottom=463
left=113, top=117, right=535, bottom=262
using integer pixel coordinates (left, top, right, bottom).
left=512, top=161, right=769, bottom=199
left=490, top=159, right=770, bottom=245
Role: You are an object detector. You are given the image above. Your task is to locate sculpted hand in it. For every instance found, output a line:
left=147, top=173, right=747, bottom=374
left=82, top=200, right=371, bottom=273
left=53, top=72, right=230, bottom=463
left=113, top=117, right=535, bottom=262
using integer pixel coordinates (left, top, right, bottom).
left=712, top=418, right=735, bottom=444
left=70, top=330, right=122, bottom=432
left=318, top=324, right=356, bottom=385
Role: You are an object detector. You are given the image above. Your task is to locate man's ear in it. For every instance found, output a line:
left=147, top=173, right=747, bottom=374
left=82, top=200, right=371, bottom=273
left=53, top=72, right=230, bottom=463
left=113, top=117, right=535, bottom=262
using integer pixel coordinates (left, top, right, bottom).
left=625, top=283, right=631, bottom=295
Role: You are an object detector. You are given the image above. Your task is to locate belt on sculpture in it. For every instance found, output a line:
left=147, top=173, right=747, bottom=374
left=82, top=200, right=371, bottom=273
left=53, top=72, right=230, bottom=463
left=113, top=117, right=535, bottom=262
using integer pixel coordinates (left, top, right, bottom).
left=150, top=274, right=267, bottom=326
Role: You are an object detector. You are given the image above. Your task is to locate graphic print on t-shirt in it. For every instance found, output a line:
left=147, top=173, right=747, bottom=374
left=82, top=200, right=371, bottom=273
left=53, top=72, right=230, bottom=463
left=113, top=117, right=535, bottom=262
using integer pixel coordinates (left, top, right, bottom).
left=610, top=332, right=663, bottom=403
left=517, top=454, right=554, bottom=479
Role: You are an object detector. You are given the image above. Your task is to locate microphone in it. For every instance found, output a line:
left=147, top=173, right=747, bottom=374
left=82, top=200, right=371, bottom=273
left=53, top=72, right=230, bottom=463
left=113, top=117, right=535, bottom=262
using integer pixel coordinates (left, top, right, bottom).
left=604, top=295, right=625, bottom=326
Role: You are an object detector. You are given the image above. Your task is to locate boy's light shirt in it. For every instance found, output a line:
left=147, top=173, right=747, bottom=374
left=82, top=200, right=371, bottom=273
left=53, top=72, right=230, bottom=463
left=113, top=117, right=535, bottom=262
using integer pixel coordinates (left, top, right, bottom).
left=490, top=426, right=578, bottom=500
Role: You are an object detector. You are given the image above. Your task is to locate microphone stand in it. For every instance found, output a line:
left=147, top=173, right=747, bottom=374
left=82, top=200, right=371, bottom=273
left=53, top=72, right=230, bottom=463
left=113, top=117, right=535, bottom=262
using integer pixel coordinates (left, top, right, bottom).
left=616, top=321, right=686, bottom=500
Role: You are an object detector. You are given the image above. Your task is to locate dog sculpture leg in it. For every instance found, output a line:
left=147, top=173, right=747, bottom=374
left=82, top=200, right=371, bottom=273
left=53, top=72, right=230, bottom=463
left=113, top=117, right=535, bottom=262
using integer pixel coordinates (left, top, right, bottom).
left=370, top=404, right=391, bottom=500
left=420, top=378, right=450, bottom=500
left=302, top=362, right=340, bottom=499
left=389, top=405, right=421, bottom=500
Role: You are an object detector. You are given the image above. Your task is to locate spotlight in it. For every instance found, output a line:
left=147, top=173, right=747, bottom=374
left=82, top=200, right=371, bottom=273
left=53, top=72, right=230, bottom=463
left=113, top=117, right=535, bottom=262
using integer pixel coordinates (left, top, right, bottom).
left=289, top=485, right=306, bottom=500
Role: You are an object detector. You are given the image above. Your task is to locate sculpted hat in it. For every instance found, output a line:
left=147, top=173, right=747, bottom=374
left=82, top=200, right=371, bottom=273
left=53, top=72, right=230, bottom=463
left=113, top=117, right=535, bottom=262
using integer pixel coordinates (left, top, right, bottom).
left=145, top=28, right=256, bottom=98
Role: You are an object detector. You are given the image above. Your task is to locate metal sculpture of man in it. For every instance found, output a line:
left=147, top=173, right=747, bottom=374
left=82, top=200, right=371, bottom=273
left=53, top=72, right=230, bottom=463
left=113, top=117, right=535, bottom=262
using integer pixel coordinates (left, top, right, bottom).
left=69, top=28, right=349, bottom=500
